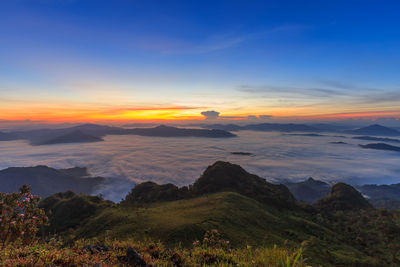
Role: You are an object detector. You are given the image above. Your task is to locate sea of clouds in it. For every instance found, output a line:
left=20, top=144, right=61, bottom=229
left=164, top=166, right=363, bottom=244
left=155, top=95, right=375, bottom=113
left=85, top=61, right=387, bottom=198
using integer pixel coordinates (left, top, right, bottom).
left=0, top=131, right=399, bottom=202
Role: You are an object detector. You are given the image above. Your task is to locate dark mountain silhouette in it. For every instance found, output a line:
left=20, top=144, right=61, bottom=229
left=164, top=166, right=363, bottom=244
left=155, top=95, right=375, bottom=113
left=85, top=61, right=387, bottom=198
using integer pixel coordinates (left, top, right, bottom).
left=357, top=183, right=400, bottom=209
left=285, top=177, right=331, bottom=203
left=316, top=183, right=373, bottom=212
left=230, top=151, right=254, bottom=156
left=128, top=125, right=236, bottom=138
left=0, top=166, right=106, bottom=197
left=353, top=136, right=400, bottom=143
left=123, top=181, right=188, bottom=204
left=2, top=124, right=235, bottom=145
left=39, top=191, right=113, bottom=232
left=123, top=161, right=295, bottom=209
left=359, top=143, right=400, bottom=152
left=345, top=124, right=400, bottom=136
left=283, top=133, right=325, bottom=137
left=192, top=161, right=295, bottom=208
left=0, top=131, right=19, bottom=141
left=35, top=130, right=104, bottom=145
left=202, top=123, right=321, bottom=132
left=200, top=124, right=243, bottom=131
left=309, top=123, right=352, bottom=132
left=244, top=123, right=320, bottom=132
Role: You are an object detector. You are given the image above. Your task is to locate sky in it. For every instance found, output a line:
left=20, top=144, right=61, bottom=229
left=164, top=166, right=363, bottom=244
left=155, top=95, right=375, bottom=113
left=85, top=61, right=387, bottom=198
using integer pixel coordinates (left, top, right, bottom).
left=1, top=0, right=400, bottom=125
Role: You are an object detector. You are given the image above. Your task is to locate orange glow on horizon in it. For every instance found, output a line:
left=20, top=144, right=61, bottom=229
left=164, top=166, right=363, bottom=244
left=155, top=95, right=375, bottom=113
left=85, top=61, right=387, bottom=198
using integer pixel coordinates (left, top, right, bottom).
left=1, top=105, right=399, bottom=123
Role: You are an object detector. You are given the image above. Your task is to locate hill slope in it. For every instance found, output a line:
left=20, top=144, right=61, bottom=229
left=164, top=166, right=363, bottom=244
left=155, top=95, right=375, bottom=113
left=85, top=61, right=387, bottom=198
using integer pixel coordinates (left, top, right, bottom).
left=285, top=178, right=330, bottom=203
left=345, top=124, right=400, bottom=136
left=0, top=166, right=106, bottom=197
left=37, top=161, right=400, bottom=265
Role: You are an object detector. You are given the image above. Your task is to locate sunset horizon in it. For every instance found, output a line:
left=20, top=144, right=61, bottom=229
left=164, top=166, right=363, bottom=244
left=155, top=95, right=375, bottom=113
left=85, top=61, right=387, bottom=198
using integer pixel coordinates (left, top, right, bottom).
left=1, top=1, right=400, bottom=126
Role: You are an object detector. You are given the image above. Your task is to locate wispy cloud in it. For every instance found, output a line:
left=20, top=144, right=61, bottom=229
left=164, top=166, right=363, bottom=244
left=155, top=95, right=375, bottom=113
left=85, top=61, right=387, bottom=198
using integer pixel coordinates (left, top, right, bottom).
left=318, top=80, right=379, bottom=92
left=237, top=84, right=349, bottom=98
left=160, top=24, right=308, bottom=55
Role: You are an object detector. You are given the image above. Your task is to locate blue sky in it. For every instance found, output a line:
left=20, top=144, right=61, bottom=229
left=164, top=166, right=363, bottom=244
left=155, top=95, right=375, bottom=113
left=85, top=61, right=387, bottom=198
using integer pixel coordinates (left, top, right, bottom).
left=1, top=0, right=400, bottom=123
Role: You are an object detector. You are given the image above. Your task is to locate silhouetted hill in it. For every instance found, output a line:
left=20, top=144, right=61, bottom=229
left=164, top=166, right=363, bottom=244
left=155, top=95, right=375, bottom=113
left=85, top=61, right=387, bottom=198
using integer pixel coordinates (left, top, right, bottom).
left=309, top=123, right=352, bottom=132
left=4, top=124, right=235, bottom=145
left=357, top=183, right=400, bottom=209
left=128, top=125, right=236, bottom=138
left=199, top=123, right=243, bottom=131
left=123, top=181, right=188, bottom=203
left=329, top=141, right=348, bottom=144
left=39, top=191, right=113, bottom=232
left=283, top=133, right=325, bottom=137
left=202, top=123, right=322, bottom=132
left=353, top=136, right=400, bottom=143
left=345, top=124, right=400, bottom=136
left=35, top=130, right=104, bottom=145
left=123, top=161, right=295, bottom=209
left=359, top=143, right=400, bottom=152
left=316, top=183, right=373, bottom=212
left=286, top=177, right=331, bottom=203
left=0, top=131, right=19, bottom=141
left=192, top=161, right=296, bottom=208
left=0, top=166, right=106, bottom=197
left=244, top=123, right=321, bottom=132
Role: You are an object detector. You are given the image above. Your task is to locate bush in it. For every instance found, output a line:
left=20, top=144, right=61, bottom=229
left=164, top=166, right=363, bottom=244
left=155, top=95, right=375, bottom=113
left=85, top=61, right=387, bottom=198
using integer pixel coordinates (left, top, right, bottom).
left=0, top=185, right=48, bottom=247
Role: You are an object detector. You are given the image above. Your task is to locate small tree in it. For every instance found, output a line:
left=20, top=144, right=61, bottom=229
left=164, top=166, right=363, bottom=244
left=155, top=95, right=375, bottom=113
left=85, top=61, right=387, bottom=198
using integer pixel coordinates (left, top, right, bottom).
left=0, top=185, right=48, bottom=247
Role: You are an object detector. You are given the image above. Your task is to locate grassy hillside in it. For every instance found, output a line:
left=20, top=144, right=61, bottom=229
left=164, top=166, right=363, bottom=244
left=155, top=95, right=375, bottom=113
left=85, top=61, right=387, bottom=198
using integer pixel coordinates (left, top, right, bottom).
left=10, top=161, right=400, bottom=266
left=40, top=190, right=400, bottom=266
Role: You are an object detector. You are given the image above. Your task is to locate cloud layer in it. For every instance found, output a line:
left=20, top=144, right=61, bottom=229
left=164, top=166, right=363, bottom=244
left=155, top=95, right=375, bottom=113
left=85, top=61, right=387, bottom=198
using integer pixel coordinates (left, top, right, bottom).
left=1, top=132, right=399, bottom=202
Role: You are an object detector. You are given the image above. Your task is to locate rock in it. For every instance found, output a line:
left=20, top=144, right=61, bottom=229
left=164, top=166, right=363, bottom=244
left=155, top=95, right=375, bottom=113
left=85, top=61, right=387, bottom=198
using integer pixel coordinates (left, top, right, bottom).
left=126, top=247, right=147, bottom=266
left=84, top=245, right=109, bottom=254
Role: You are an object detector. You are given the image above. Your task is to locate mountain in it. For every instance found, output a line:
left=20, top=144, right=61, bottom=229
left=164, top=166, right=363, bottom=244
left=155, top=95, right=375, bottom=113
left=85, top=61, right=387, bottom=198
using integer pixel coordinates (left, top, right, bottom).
left=359, top=143, right=400, bottom=152
left=309, top=123, right=353, bottom=132
left=0, top=131, right=19, bottom=141
left=202, top=123, right=321, bottom=133
left=344, top=124, right=400, bottom=136
left=357, top=183, right=400, bottom=209
left=191, top=161, right=295, bottom=208
left=285, top=177, right=331, bottom=203
left=123, top=181, right=188, bottom=204
left=353, top=136, right=400, bottom=143
left=200, top=123, right=243, bottom=131
left=243, top=123, right=320, bottom=132
left=38, top=162, right=400, bottom=266
left=315, top=183, right=373, bottom=212
left=39, top=191, right=113, bottom=233
left=0, top=165, right=106, bottom=197
left=123, top=161, right=295, bottom=209
left=35, top=130, right=104, bottom=145
left=286, top=177, right=400, bottom=209
left=128, top=125, right=236, bottom=138
left=2, top=124, right=236, bottom=145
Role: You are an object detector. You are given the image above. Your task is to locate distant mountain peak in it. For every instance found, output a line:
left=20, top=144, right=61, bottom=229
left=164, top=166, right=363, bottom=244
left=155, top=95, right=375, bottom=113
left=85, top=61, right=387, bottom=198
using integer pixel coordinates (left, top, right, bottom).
left=345, top=124, right=400, bottom=136
left=316, top=182, right=373, bottom=211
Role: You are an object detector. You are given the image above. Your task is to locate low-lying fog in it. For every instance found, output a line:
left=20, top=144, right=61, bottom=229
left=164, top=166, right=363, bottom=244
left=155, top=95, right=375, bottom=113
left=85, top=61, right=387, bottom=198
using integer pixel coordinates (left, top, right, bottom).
left=1, top=131, right=399, bottom=202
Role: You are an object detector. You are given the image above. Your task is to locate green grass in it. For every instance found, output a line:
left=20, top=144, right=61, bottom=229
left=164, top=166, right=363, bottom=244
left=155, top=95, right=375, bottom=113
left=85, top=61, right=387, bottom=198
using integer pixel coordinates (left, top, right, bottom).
left=41, top=191, right=400, bottom=266
left=0, top=238, right=307, bottom=266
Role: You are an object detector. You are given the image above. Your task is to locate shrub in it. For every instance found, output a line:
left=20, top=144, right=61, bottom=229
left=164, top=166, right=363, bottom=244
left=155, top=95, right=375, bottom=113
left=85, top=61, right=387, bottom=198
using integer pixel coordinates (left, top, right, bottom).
left=0, top=185, right=48, bottom=247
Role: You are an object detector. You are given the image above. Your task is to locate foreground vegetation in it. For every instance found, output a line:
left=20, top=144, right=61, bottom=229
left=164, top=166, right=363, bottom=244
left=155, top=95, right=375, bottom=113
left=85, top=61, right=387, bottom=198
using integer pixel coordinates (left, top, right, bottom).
left=0, top=236, right=306, bottom=266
